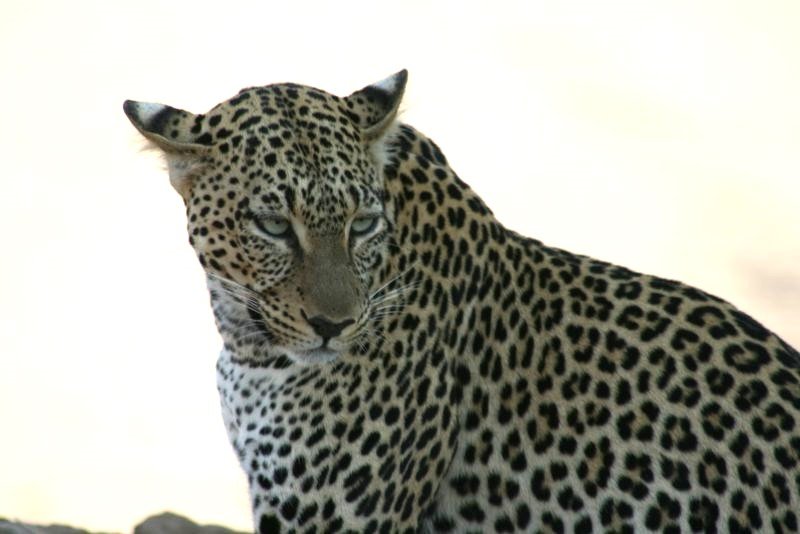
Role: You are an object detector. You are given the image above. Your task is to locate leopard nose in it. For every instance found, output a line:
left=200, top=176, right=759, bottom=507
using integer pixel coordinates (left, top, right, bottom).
left=305, top=314, right=354, bottom=339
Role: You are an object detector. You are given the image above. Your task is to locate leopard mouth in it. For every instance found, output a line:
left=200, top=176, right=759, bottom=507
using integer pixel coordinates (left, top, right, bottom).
left=245, top=301, right=340, bottom=364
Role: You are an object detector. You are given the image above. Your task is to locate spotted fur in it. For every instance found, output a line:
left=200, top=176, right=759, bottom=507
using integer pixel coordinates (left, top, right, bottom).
left=125, top=71, right=800, bottom=533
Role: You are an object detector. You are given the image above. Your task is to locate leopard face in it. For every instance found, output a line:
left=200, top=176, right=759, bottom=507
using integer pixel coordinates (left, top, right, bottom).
left=125, top=74, right=406, bottom=366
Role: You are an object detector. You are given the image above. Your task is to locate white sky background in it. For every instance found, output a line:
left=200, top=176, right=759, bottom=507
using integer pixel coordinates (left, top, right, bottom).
left=0, top=0, right=798, bottom=531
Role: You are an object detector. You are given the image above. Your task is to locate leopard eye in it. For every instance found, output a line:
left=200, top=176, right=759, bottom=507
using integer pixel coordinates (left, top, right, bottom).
left=350, top=215, right=379, bottom=237
left=254, top=216, right=291, bottom=238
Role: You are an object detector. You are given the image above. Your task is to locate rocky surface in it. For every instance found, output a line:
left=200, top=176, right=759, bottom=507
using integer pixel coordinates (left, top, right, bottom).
left=0, top=520, right=103, bottom=534
left=0, top=513, right=251, bottom=534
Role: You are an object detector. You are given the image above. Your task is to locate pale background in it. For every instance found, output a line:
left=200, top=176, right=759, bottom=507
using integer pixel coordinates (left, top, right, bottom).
left=1, top=0, right=798, bottom=531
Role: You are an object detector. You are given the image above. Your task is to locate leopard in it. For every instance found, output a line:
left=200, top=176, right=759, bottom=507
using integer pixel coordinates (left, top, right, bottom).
left=124, top=70, right=800, bottom=533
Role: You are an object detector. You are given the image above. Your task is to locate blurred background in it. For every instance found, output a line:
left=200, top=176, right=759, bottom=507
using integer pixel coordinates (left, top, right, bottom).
left=1, top=0, right=798, bottom=531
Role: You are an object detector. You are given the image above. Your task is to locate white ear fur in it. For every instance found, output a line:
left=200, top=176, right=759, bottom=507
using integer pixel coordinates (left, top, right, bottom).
left=368, top=119, right=402, bottom=175
left=165, top=153, right=206, bottom=200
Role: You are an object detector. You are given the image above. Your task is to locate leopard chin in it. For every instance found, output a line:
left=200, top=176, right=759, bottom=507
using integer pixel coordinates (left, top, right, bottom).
left=288, top=347, right=340, bottom=366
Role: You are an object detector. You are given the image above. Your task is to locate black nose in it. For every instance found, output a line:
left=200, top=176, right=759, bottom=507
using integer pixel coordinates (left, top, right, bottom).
left=305, top=315, right=354, bottom=339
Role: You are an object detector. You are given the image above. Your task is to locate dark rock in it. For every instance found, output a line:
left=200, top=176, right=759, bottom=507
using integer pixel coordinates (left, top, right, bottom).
left=0, top=513, right=250, bottom=534
left=133, top=513, right=249, bottom=534
left=0, top=519, right=113, bottom=534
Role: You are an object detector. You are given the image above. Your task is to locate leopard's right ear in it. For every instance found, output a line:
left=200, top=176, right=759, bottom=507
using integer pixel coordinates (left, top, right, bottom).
left=345, top=70, right=407, bottom=141
left=123, top=100, right=211, bottom=199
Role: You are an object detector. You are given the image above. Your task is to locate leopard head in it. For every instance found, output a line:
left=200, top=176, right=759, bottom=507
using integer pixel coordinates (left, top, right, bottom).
left=124, top=71, right=407, bottom=365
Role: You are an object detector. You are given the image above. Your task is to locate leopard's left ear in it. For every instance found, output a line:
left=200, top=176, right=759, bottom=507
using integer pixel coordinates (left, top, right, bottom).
left=345, top=70, right=407, bottom=141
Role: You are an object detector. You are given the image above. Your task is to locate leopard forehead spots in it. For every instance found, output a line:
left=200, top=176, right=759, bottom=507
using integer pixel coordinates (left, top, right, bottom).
left=199, top=85, right=382, bottom=236
left=125, top=71, right=799, bottom=533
